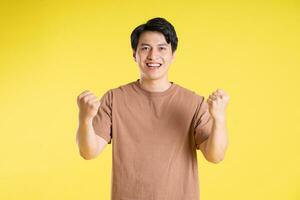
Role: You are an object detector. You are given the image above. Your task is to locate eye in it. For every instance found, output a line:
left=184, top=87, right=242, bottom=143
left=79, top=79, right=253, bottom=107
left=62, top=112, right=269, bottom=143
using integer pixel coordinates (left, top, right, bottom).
left=159, top=47, right=166, bottom=50
left=141, top=46, right=150, bottom=51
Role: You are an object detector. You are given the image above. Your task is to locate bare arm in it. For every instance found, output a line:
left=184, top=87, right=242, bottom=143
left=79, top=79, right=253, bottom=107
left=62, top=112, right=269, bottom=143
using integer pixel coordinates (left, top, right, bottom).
left=200, top=118, right=228, bottom=163
left=200, top=89, right=230, bottom=164
left=76, top=119, right=108, bottom=160
left=76, top=90, right=108, bottom=160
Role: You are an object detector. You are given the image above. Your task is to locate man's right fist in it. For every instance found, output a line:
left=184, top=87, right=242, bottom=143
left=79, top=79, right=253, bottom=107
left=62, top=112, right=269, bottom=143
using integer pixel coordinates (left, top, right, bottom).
left=77, top=90, right=101, bottom=123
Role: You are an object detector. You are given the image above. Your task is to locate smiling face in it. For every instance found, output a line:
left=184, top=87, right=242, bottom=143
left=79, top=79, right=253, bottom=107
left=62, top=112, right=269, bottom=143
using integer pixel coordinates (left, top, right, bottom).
left=133, top=31, right=175, bottom=81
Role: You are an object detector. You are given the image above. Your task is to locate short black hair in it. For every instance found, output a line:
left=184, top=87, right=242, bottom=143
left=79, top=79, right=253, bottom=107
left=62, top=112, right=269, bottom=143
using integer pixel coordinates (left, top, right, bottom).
left=130, top=17, right=178, bottom=54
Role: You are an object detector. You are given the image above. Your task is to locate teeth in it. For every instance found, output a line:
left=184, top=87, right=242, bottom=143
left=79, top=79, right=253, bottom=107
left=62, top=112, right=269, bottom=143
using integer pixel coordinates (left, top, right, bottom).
left=147, top=63, right=161, bottom=67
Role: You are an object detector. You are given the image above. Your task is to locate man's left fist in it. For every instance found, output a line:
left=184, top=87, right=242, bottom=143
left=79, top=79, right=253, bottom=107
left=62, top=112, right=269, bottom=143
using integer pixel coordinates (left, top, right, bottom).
left=207, top=89, right=230, bottom=121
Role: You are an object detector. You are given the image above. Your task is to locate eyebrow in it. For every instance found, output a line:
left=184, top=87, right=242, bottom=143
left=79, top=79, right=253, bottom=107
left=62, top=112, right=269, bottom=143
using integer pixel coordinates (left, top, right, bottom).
left=140, top=43, right=168, bottom=46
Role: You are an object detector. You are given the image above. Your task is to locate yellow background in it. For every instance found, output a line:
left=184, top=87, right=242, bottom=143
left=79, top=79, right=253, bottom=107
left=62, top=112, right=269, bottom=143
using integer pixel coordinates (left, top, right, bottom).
left=0, top=0, right=299, bottom=199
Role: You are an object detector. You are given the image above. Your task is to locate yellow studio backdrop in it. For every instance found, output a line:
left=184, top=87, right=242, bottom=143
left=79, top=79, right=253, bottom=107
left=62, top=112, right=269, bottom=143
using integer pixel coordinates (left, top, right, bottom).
left=0, top=0, right=299, bottom=199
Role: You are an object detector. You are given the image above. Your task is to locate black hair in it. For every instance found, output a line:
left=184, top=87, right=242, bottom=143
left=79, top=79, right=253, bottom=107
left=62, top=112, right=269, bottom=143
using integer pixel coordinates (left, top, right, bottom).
left=130, top=17, right=178, bottom=54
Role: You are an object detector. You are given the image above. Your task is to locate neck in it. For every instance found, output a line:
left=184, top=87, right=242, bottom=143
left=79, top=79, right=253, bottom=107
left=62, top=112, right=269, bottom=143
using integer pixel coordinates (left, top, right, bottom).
left=138, top=77, right=172, bottom=92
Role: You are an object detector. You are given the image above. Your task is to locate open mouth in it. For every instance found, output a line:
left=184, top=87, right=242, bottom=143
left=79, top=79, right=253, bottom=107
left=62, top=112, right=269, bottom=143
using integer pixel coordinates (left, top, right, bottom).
left=146, top=63, right=162, bottom=68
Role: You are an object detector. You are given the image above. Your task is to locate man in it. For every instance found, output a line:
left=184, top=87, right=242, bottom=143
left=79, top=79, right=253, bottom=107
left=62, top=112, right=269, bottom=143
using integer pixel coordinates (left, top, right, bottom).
left=76, top=17, right=229, bottom=200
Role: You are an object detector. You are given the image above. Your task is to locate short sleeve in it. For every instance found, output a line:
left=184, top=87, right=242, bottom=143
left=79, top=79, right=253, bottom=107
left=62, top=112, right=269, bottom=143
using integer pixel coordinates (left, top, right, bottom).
left=193, top=95, right=213, bottom=150
left=92, top=89, right=113, bottom=144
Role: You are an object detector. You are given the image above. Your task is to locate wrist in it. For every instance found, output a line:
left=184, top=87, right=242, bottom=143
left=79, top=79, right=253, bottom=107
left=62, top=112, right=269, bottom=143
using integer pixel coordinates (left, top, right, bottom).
left=212, top=116, right=226, bottom=124
left=79, top=118, right=93, bottom=126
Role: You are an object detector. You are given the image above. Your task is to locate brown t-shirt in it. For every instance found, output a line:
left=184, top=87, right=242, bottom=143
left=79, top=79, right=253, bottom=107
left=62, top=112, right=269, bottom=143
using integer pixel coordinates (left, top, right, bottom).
left=92, top=79, right=213, bottom=200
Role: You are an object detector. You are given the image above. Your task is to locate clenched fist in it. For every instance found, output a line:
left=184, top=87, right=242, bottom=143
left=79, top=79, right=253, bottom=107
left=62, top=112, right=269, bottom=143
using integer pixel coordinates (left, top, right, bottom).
left=207, top=89, right=230, bottom=122
left=77, top=90, right=101, bottom=123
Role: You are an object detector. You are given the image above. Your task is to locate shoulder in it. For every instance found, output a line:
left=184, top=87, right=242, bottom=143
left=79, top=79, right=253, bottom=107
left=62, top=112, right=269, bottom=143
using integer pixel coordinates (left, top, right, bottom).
left=174, top=83, right=206, bottom=104
left=100, top=80, right=136, bottom=98
left=110, top=80, right=136, bottom=94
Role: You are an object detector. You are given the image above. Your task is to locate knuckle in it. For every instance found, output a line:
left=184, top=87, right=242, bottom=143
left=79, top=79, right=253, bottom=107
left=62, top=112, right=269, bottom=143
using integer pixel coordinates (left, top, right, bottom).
left=82, top=97, right=89, bottom=103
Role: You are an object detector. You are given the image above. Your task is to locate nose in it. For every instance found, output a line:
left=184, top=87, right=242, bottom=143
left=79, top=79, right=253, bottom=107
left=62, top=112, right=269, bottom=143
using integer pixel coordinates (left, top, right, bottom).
left=147, top=49, right=159, bottom=60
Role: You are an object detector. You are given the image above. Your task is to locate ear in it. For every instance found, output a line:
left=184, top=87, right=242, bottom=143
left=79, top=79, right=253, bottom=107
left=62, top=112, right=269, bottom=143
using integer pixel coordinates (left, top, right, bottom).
left=171, top=51, right=176, bottom=63
left=133, top=50, right=136, bottom=62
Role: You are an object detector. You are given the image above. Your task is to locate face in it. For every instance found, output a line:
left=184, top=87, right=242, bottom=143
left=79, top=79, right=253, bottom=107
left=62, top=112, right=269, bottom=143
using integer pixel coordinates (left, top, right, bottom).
left=133, top=31, right=175, bottom=81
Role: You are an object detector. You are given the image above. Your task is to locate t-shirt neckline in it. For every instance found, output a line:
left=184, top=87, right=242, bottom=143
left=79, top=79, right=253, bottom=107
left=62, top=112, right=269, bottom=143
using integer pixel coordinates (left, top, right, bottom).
left=133, top=79, right=176, bottom=97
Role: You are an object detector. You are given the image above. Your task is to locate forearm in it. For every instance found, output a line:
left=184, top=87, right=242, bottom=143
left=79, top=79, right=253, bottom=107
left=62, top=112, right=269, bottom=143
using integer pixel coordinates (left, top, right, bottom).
left=205, top=118, right=229, bottom=163
left=76, top=120, right=99, bottom=159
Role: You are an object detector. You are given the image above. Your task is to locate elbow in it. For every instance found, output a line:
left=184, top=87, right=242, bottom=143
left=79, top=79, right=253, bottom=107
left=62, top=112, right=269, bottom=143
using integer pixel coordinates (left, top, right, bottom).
left=81, top=154, right=93, bottom=160
left=80, top=153, right=97, bottom=160
left=205, top=153, right=225, bottom=164
left=79, top=149, right=98, bottom=160
left=205, top=144, right=228, bottom=164
left=207, top=156, right=224, bottom=164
